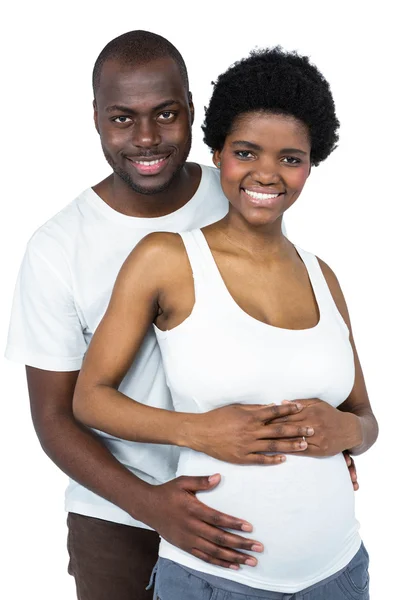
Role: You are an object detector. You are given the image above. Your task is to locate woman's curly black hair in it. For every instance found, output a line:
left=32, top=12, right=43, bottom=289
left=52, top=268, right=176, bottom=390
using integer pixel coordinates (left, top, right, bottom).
left=202, top=47, right=339, bottom=166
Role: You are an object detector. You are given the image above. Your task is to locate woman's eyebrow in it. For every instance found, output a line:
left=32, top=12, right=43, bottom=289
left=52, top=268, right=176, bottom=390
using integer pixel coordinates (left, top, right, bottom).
left=230, top=140, right=263, bottom=151
left=280, top=147, right=308, bottom=155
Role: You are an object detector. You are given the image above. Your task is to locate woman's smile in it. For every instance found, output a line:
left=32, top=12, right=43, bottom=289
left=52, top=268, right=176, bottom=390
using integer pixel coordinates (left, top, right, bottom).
left=214, top=112, right=311, bottom=228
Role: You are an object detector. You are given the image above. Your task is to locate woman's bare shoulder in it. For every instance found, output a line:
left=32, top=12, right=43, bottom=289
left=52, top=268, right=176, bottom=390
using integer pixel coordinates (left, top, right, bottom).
left=317, top=257, right=351, bottom=329
left=118, top=232, right=188, bottom=289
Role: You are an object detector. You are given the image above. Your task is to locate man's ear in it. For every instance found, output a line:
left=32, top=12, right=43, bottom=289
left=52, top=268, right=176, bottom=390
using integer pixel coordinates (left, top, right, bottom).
left=188, top=92, right=194, bottom=125
left=93, top=99, right=99, bottom=134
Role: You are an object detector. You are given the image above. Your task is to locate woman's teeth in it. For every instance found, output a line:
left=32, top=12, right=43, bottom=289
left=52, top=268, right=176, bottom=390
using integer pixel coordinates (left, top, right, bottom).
left=244, top=189, right=280, bottom=200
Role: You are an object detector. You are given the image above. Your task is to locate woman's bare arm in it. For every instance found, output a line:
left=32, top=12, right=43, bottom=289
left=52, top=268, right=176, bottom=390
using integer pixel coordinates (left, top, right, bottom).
left=73, top=232, right=184, bottom=441
left=276, top=258, right=378, bottom=458
left=73, top=231, right=305, bottom=458
left=319, top=259, right=379, bottom=455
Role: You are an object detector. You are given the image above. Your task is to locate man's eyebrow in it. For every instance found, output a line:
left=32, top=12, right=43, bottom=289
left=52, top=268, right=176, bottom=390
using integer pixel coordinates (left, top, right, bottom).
left=105, top=100, right=180, bottom=114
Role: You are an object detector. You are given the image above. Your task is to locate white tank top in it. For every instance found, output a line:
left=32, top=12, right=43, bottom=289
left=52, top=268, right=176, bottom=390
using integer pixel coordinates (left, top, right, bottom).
left=154, top=229, right=361, bottom=594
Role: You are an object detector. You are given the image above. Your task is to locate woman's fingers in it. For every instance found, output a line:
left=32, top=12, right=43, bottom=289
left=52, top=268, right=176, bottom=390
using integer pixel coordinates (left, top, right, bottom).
left=258, top=424, right=314, bottom=439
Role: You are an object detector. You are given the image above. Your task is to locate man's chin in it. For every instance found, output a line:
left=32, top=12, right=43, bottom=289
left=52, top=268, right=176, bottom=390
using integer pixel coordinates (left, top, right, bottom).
left=116, top=164, right=185, bottom=196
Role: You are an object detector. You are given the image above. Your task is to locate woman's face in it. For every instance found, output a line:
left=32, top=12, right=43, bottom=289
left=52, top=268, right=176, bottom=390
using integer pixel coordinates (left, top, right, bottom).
left=214, top=112, right=311, bottom=228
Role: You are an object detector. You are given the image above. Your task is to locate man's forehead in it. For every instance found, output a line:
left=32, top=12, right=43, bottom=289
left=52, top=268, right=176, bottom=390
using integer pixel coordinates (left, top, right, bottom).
left=97, top=57, right=187, bottom=106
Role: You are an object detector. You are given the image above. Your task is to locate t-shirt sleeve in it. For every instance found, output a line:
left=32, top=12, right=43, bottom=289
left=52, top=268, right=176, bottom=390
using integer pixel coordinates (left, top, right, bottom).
left=5, top=239, right=87, bottom=371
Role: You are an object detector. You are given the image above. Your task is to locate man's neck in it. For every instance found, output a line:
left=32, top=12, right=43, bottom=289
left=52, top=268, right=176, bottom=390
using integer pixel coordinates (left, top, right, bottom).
left=92, top=163, right=201, bottom=218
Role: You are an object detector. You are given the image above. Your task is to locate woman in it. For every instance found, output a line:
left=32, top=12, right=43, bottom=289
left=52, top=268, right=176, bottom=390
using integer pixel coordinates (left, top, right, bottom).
left=73, top=47, right=377, bottom=598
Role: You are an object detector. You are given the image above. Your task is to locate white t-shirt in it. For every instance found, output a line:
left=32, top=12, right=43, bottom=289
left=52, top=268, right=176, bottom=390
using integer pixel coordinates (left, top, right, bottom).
left=6, top=165, right=229, bottom=528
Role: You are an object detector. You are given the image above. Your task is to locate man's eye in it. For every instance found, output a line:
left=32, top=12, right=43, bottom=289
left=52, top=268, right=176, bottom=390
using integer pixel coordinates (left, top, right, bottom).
left=113, top=116, right=132, bottom=124
left=158, top=111, right=176, bottom=122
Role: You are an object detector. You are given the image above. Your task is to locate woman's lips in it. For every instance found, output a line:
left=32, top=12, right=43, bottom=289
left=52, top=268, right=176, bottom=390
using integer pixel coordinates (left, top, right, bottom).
left=242, top=188, right=285, bottom=208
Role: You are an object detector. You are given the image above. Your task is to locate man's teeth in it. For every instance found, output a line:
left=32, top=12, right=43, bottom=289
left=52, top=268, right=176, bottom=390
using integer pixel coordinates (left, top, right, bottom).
left=134, top=158, right=165, bottom=166
left=245, top=189, right=280, bottom=200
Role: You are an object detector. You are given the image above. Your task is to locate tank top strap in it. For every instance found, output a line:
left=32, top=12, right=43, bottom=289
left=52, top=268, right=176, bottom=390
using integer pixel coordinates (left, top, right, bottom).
left=178, top=229, right=219, bottom=301
left=294, top=245, right=349, bottom=332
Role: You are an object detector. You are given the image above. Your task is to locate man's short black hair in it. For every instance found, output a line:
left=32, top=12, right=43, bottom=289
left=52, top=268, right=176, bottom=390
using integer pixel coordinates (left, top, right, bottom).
left=92, top=30, right=189, bottom=96
left=202, top=47, right=339, bottom=166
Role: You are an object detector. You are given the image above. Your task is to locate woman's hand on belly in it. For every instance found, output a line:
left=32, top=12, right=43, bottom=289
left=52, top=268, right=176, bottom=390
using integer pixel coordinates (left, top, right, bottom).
left=187, top=402, right=312, bottom=464
left=275, top=398, right=363, bottom=457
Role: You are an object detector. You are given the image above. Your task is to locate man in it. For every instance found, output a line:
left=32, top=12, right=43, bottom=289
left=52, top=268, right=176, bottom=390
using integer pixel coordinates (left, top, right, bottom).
left=6, top=31, right=358, bottom=600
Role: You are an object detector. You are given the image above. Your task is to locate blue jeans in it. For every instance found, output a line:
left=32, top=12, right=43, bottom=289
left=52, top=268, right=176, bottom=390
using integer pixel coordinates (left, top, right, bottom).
left=152, top=543, right=369, bottom=599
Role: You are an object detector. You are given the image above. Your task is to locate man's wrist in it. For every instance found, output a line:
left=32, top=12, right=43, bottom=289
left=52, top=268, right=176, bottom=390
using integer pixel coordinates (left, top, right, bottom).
left=123, top=478, right=158, bottom=526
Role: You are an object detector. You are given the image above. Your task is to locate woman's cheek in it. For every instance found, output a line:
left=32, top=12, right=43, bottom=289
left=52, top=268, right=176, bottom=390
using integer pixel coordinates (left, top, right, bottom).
left=293, top=164, right=311, bottom=188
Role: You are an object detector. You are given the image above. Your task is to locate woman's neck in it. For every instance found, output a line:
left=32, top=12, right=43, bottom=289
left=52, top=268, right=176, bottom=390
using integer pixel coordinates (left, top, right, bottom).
left=214, top=211, right=290, bottom=260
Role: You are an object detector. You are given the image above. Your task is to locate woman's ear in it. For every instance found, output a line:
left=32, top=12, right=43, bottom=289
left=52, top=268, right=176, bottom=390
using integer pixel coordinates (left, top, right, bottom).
left=213, top=150, right=222, bottom=169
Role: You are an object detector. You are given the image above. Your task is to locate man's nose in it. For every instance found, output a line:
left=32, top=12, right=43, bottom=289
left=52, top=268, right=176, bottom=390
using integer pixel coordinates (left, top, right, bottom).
left=132, top=118, right=161, bottom=148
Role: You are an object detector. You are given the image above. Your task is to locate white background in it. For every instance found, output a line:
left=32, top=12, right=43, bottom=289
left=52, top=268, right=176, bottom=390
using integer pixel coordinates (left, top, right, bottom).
left=1, top=1, right=398, bottom=598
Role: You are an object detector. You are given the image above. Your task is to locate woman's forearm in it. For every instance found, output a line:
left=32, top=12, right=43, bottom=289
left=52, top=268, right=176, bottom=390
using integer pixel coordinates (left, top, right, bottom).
left=344, top=408, right=379, bottom=455
left=73, top=384, right=190, bottom=445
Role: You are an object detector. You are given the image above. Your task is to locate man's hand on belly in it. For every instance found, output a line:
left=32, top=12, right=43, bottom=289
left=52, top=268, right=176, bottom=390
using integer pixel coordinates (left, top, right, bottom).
left=138, top=473, right=264, bottom=570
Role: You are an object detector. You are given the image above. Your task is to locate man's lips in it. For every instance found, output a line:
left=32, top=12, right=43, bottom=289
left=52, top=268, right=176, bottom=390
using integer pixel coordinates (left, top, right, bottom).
left=126, top=154, right=171, bottom=175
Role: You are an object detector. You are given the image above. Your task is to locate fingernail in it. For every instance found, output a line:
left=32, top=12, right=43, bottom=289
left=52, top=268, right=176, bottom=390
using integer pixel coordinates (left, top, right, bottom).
left=208, top=474, right=219, bottom=484
left=245, top=558, right=257, bottom=566
left=306, top=427, right=314, bottom=435
left=295, top=403, right=302, bottom=410
left=229, top=564, right=240, bottom=570
left=241, top=522, right=253, bottom=532
left=251, top=544, right=264, bottom=552
left=279, top=455, right=286, bottom=463
left=299, top=441, right=307, bottom=449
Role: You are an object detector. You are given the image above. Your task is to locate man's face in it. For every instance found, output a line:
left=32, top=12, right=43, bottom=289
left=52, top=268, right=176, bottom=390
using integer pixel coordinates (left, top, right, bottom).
left=94, top=57, right=193, bottom=195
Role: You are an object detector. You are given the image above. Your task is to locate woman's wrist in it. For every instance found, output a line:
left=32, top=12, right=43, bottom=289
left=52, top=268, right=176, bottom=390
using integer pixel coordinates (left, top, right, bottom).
left=342, top=412, right=363, bottom=453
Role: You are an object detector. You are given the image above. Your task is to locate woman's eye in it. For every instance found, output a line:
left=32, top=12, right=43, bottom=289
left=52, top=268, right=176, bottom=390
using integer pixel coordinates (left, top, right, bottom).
left=113, top=116, right=132, bottom=124
left=282, top=156, right=301, bottom=165
left=236, top=150, right=254, bottom=159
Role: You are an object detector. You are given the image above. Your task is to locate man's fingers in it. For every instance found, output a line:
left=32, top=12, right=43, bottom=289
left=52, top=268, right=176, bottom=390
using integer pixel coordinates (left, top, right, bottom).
left=178, top=474, right=221, bottom=493
left=191, top=544, right=255, bottom=570
left=198, top=522, right=263, bottom=555
left=191, top=547, right=239, bottom=569
left=191, top=499, right=254, bottom=533
left=192, top=538, right=258, bottom=568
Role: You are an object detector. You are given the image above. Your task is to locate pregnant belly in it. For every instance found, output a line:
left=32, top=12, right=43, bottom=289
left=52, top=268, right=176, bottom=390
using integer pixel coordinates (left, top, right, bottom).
left=175, top=448, right=360, bottom=586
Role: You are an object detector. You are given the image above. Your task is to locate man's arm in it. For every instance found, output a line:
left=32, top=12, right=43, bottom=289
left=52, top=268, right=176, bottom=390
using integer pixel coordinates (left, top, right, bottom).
left=28, top=367, right=266, bottom=570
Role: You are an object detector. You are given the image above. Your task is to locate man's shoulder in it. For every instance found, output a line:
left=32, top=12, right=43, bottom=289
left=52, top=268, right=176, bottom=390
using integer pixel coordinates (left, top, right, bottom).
left=200, top=163, right=221, bottom=185
left=27, top=189, right=93, bottom=255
